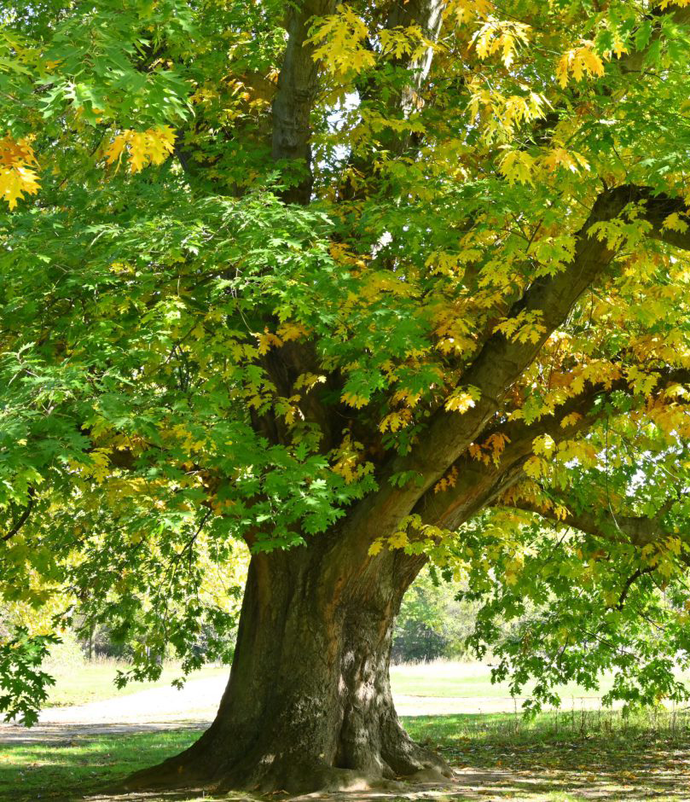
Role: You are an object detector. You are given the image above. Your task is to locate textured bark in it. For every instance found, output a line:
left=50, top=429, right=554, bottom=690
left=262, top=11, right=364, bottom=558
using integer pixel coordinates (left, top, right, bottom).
left=271, top=0, right=335, bottom=205
left=385, top=0, right=446, bottom=120
left=121, top=538, right=450, bottom=794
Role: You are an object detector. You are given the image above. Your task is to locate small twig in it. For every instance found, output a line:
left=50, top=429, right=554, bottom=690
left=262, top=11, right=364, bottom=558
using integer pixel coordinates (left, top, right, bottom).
left=2, top=488, right=36, bottom=542
left=177, top=510, right=213, bottom=561
left=617, top=565, right=655, bottom=610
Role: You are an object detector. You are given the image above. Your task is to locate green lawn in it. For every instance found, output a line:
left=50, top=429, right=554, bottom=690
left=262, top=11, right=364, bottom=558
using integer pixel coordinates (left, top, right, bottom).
left=7, top=662, right=688, bottom=800
left=390, top=661, right=690, bottom=704
left=46, top=662, right=228, bottom=708
left=46, top=660, right=599, bottom=711
left=3, top=709, right=690, bottom=801
left=390, top=661, right=610, bottom=700
left=0, top=728, right=206, bottom=802
left=391, top=662, right=522, bottom=698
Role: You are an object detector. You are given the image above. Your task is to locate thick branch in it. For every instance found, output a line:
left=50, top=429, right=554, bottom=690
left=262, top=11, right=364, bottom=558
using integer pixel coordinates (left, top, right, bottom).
left=342, top=186, right=690, bottom=548
left=272, top=0, right=335, bottom=204
left=403, top=187, right=690, bottom=487
left=504, top=498, right=672, bottom=550
left=389, top=189, right=632, bottom=489
left=420, top=365, right=690, bottom=533
left=414, top=383, right=613, bottom=531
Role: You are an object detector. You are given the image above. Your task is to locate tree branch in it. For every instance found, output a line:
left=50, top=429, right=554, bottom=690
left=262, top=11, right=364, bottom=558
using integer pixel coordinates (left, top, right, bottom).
left=414, top=381, right=614, bottom=531
left=501, top=497, right=672, bottom=550
left=415, top=366, right=690, bottom=532
left=616, top=566, right=656, bottom=610
left=2, top=488, right=35, bottom=543
left=398, top=187, right=690, bottom=497
left=271, top=0, right=335, bottom=204
left=387, top=187, right=646, bottom=495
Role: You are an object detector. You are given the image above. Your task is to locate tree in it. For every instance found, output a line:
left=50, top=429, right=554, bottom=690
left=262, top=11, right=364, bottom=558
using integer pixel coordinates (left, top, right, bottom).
left=3, top=0, right=690, bottom=793
left=392, top=568, right=475, bottom=662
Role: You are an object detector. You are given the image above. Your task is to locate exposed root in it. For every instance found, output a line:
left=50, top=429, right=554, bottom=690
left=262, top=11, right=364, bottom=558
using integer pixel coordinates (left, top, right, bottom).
left=109, top=750, right=213, bottom=794
left=112, top=736, right=451, bottom=798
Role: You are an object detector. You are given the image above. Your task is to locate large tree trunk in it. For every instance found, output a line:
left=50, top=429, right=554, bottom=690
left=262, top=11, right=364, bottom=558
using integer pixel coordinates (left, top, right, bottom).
left=122, top=537, right=451, bottom=794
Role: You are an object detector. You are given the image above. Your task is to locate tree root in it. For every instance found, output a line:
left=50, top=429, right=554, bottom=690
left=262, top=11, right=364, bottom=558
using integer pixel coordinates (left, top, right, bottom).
left=110, top=735, right=451, bottom=797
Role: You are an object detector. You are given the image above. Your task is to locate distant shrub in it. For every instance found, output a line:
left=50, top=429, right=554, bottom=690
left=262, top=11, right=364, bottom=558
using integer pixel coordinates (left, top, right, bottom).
left=44, top=629, right=85, bottom=670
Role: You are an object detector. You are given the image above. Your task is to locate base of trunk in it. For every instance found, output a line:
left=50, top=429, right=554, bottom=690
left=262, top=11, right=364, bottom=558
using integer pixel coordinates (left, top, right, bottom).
left=119, top=722, right=451, bottom=795
left=117, top=542, right=447, bottom=795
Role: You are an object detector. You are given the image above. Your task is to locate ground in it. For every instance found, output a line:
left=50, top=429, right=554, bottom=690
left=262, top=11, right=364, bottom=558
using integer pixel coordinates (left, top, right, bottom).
left=1, top=662, right=689, bottom=802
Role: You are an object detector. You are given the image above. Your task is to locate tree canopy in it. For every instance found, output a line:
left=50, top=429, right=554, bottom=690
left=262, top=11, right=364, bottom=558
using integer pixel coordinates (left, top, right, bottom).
left=3, top=0, right=690, bottom=744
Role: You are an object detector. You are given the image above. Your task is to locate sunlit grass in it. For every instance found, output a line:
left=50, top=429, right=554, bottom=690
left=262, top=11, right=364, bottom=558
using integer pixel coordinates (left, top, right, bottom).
left=390, top=660, right=690, bottom=704
left=46, top=661, right=228, bottom=708
left=3, top=708, right=690, bottom=801
left=0, top=729, right=203, bottom=801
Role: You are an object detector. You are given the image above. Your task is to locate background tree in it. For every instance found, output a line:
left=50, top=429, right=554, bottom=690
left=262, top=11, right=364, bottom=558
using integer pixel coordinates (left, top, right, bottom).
left=392, top=568, right=477, bottom=663
left=3, top=0, right=690, bottom=794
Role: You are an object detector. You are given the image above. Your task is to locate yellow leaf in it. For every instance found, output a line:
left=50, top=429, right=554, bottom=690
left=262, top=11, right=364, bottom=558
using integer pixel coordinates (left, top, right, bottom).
left=104, top=136, right=127, bottom=168
left=626, top=366, right=658, bottom=396
left=612, top=34, right=628, bottom=59
left=556, top=53, right=570, bottom=88
left=541, top=146, right=589, bottom=174
left=659, top=0, right=690, bottom=9
left=524, top=456, right=548, bottom=478
left=295, top=372, right=327, bottom=392
left=486, top=432, right=510, bottom=462
left=368, top=539, right=384, bottom=556
left=499, top=150, right=535, bottom=186
left=472, top=18, right=530, bottom=68
left=256, top=330, right=283, bottom=355
left=434, top=465, right=458, bottom=493
left=557, top=43, right=605, bottom=88
left=379, top=410, right=412, bottom=433
left=446, top=0, right=492, bottom=25
left=105, top=126, right=176, bottom=173
left=306, top=5, right=375, bottom=75
left=342, top=392, right=369, bottom=409
left=389, top=530, right=409, bottom=549
left=445, top=386, right=480, bottom=413
left=533, top=434, right=556, bottom=457
left=663, top=213, right=689, bottom=233
left=277, top=321, right=309, bottom=342
left=0, top=136, right=40, bottom=209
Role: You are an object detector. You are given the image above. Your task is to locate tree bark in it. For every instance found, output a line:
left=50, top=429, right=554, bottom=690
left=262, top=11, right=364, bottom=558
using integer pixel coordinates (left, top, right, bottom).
left=121, top=537, right=450, bottom=794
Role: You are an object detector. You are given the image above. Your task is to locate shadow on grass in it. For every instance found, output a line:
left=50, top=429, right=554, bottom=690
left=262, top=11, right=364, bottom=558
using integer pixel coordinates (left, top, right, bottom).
left=0, top=728, right=205, bottom=802
left=404, top=709, right=690, bottom=801
left=2, top=711, right=690, bottom=801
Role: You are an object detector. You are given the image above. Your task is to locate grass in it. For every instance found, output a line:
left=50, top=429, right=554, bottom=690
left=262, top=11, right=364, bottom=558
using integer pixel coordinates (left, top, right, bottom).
left=0, top=727, right=204, bottom=802
left=6, top=661, right=690, bottom=800
left=3, top=708, right=690, bottom=801
left=390, top=661, right=690, bottom=705
left=391, top=661, right=524, bottom=698
left=45, top=662, right=228, bottom=708
left=409, top=706, right=690, bottom=801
